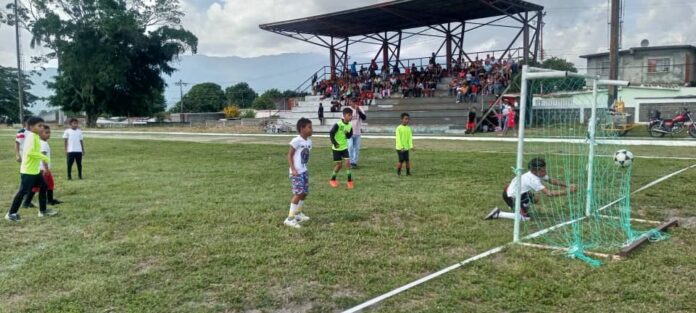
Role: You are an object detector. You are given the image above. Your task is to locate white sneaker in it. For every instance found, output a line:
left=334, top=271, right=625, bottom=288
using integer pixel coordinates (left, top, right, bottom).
left=295, top=212, right=310, bottom=222
left=38, top=209, right=58, bottom=217
left=484, top=207, right=500, bottom=220
left=284, top=218, right=301, bottom=228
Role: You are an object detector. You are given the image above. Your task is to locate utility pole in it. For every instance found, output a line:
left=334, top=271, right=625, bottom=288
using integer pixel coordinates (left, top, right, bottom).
left=608, top=0, right=621, bottom=107
left=14, top=0, right=25, bottom=124
left=174, top=79, right=188, bottom=122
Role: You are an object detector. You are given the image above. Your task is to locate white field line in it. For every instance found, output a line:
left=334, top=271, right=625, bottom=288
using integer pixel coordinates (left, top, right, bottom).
left=78, top=131, right=696, bottom=160
left=72, top=130, right=696, bottom=147
left=341, top=163, right=695, bottom=313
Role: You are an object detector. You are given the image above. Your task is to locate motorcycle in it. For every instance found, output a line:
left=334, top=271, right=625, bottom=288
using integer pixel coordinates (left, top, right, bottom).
left=648, top=107, right=696, bottom=138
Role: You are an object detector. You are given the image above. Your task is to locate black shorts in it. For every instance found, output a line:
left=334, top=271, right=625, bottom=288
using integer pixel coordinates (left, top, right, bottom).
left=502, top=188, right=533, bottom=217
left=397, top=150, right=410, bottom=162
left=333, top=149, right=350, bottom=162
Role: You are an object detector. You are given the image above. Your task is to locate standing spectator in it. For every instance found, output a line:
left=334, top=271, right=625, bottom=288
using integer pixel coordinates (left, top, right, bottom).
left=311, top=73, right=318, bottom=95
left=318, top=103, right=324, bottom=126
left=63, top=118, right=85, bottom=180
left=502, top=102, right=511, bottom=133
left=467, top=107, right=477, bottom=134
left=348, top=101, right=366, bottom=168
left=350, top=61, right=358, bottom=78
left=504, top=105, right=517, bottom=137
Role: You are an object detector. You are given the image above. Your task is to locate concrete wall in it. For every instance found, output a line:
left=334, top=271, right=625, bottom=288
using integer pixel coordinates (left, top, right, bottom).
left=585, top=48, right=696, bottom=86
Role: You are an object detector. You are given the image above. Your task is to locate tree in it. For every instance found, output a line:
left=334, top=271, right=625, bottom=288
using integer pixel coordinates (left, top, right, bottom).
left=225, top=82, right=257, bottom=108
left=173, top=83, right=226, bottom=113
left=281, top=90, right=309, bottom=98
left=509, top=57, right=585, bottom=93
left=252, top=89, right=283, bottom=110
left=0, top=66, right=38, bottom=123
left=16, top=0, right=197, bottom=127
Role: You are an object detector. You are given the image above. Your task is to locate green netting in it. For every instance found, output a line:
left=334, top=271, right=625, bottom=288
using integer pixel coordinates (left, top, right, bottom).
left=515, top=72, right=668, bottom=266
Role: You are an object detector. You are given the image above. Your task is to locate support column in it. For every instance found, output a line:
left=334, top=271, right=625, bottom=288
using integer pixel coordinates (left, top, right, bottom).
left=608, top=0, right=620, bottom=107
left=396, top=31, right=402, bottom=70
left=533, top=11, right=543, bottom=63
left=330, top=38, right=337, bottom=79
left=523, top=12, right=530, bottom=64
left=446, top=31, right=453, bottom=71
left=459, top=22, right=465, bottom=63
left=382, top=34, right=389, bottom=70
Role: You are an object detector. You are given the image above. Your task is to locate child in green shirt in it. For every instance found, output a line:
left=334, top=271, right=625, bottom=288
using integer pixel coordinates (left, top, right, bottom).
left=6, top=117, right=58, bottom=222
left=395, top=113, right=414, bottom=176
left=329, top=108, right=354, bottom=189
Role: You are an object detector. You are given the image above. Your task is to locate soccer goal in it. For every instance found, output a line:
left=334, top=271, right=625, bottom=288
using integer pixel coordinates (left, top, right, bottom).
left=511, top=65, right=676, bottom=266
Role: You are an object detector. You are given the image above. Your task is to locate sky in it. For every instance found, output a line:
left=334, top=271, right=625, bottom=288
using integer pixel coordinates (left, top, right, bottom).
left=2, top=0, right=696, bottom=71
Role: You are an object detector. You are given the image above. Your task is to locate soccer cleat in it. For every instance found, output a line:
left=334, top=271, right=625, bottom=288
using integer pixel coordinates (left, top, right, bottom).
left=24, top=203, right=37, bottom=209
left=50, top=199, right=63, bottom=205
left=295, top=212, right=310, bottom=222
left=38, top=209, right=58, bottom=217
left=329, top=179, right=339, bottom=188
left=284, top=218, right=301, bottom=228
left=5, top=213, right=20, bottom=222
left=484, top=207, right=501, bottom=220
left=346, top=181, right=354, bottom=189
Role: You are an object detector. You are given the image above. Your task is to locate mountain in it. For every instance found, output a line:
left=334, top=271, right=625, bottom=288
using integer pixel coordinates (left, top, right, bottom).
left=26, top=52, right=332, bottom=113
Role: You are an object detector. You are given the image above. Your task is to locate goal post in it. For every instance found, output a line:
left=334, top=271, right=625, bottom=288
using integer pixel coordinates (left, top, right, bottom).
left=511, top=65, right=665, bottom=266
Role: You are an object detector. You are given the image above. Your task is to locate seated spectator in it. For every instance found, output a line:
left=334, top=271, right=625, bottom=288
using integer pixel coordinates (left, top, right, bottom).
left=415, top=80, right=424, bottom=98
left=382, top=79, right=392, bottom=98
left=456, top=84, right=469, bottom=104
left=449, top=79, right=459, bottom=97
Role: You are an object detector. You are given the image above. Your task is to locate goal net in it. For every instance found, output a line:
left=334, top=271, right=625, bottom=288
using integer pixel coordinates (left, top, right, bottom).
left=512, top=66, right=667, bottom=266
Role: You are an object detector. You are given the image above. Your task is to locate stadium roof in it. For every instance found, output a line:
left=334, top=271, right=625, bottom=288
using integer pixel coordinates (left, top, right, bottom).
left=259, top=0, right=544, bottom=38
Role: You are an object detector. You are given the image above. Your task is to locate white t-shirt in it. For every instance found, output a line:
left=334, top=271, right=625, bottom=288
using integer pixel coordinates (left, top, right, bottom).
left=39, top=140, right=50, bottom=171
left=502, top=105, right=511, bottom=116
left=289, top=136, right=312, bottom=174
left=506, top=172, right=549, bottom=197
left=63, top=128, right=84, bottom=153
left=15, top=129, right=26, bottom=151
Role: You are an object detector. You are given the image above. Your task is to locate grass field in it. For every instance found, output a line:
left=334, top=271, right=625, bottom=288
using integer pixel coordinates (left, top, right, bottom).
left=1, top=134, right=695, bottom=313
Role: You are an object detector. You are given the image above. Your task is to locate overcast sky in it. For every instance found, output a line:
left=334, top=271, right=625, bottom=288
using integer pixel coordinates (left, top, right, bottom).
left=1, top=0, right=695, bottom=70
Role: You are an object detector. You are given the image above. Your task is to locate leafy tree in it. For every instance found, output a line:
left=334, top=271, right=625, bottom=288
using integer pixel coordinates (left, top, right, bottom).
left=173, top=83, right=226, bottom=113
left=16, top=0, right=197, bottom=127
left=224, top=82, right=257, bottom=108
left=251, top=96, right=276, bottom=110
left=509, top=57, right=585, bottom=93
left=0, top=66, right=38, bottom=123
left=251, top=89, right=283, bottom=110
left=281, top=90, right=309, bottom=98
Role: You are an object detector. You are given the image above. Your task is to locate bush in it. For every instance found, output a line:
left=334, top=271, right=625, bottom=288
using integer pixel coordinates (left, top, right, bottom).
left=223, top=105, right=241, bottom=119
left=241, top=110, right=256, bottom=119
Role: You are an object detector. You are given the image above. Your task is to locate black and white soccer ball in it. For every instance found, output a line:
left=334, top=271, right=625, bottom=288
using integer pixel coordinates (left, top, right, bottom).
left=614, top=149, right=634, bottom=168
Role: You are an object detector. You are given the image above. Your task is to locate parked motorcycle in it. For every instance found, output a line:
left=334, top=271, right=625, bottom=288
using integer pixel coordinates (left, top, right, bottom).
left=648, top=107, right=696, bottom=138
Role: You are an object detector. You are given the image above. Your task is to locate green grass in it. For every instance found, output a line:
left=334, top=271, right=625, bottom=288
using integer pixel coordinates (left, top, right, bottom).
left=0, top=136, right=694, bottom=312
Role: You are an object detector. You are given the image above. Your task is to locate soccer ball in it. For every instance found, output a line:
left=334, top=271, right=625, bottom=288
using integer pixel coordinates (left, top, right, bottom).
left=614, top=149, right=634, bottom=168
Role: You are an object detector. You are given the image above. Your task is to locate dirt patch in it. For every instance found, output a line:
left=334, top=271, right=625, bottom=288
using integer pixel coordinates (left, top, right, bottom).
left=676, top=217, right=696, bottom=229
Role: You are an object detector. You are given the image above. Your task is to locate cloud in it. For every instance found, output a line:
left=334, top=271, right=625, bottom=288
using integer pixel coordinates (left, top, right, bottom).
left=2, top=0, right=695, bottom=72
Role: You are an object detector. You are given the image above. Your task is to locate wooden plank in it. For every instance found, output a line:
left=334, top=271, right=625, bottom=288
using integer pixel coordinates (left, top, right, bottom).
left=519, top=242, right=623, bottom=261
left=597, top=214, right=664, bottom=225
left=620, top=219, right=679, bottom=257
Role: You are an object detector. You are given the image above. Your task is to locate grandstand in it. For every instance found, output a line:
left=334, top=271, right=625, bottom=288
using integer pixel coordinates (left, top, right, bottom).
left=262, top=0, right=543, bottom=133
